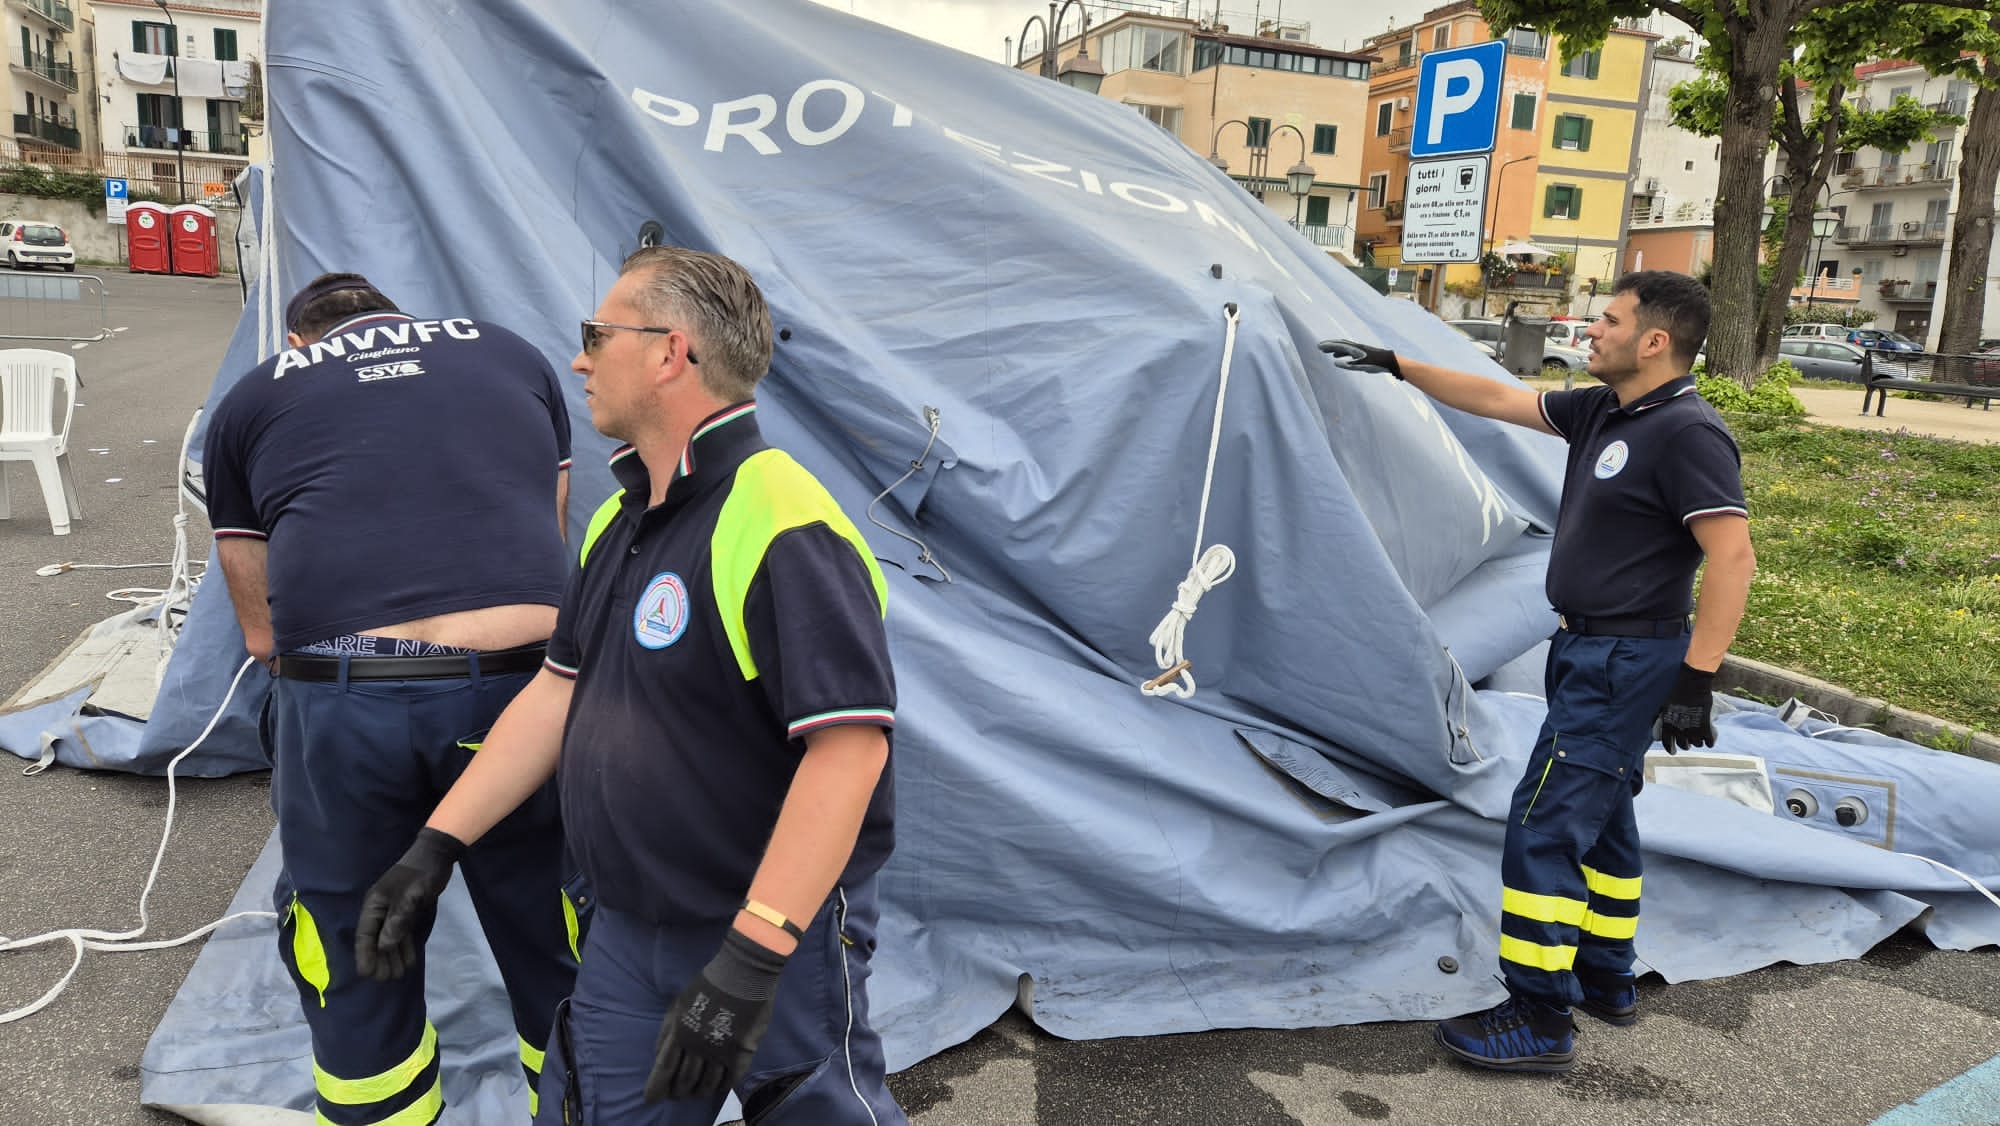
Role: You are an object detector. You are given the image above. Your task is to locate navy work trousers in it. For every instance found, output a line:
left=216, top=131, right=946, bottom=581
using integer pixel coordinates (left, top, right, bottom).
left=1497, top=629, right=1685, bottom=1007
left=268, top=663, right=579, bottom=1125
left=535, top=881, right=906, bottom=1126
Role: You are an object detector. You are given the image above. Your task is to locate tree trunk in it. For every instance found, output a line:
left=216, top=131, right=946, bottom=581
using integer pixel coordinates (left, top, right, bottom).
left=1706, top=12, right=1794, bottom=385
left=1936, top=46, right=2000, bottom=357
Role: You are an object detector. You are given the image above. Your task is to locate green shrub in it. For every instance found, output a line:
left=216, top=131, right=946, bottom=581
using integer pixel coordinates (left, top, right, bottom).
left=1783, top=303, right=1876, bottom=328
left=1697, top=372, right=1750, bottom=410
left=1697, top=360, right=1806, bottom=415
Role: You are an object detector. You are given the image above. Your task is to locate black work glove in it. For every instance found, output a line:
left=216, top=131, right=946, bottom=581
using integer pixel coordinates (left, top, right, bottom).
left=644, top=929, right=789, bottom=1103
left=1319, top=338, right=1404, bottom=379
left=354, top=827, right=466, bottom=982
left=1655, top=664, right=1718, bottom=753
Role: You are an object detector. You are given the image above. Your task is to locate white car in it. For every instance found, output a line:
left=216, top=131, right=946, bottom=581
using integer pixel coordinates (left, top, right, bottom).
left=0, top=220, right=76, bottom=271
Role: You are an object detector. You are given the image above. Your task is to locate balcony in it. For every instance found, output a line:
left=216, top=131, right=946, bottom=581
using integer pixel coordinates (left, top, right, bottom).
left=12, top=0, right=73, bottom=32
left=1381, top=199, right=1404, bottom=222
left=1506, top=39, right=1547, bottom=58
left=12, top=111, right=78, bottom=150
left=1837, top=221, right=1947, bottom=248
left=1387, top=124, right=1410, bottom=153
left=1877, top=281, right=1938, bottom=305
left=1844, top=162, right=1956, bottom=189
left=125, top=125, right=250, bottom=156
left=1374, top=53, right=1418, bottom=76
left=1928, top=97, right=1968, bottom=116
left=1789, top=273, right=1862, bottom=303
left=1291, top=221, right=1353, bottom=251
left=1496, top=270, right=1569, bottom=291
left=12, top=49, right=76, bottom=91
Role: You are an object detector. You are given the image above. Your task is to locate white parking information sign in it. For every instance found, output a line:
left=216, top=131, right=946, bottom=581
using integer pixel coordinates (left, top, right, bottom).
left=1399, top=155, right=1488, bottom=264
left=105, top=178, right=129, bottom=225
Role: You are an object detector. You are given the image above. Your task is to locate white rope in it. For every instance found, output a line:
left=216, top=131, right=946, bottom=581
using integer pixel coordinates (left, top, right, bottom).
left=1140, top=304, right=1241, bottom=699
left=0, top=657, right=275, bottom=1023
left=1901, top=852, right=2000, bottom=913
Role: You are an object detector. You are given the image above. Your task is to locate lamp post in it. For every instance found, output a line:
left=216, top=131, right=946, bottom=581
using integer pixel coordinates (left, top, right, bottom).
left=151, top=0, right=185, bottom=203
left=1806, top=208, right=1840, bottom=308
left=1485, top=153, right=1536, bottom=254
left=1017, top=1, right=1103, bottom=94
left=1206, top=119, right=1315, bottom=226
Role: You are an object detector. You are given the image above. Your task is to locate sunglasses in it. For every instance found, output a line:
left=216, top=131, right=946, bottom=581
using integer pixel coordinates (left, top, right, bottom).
left=579, top=319, right=698, bottom=363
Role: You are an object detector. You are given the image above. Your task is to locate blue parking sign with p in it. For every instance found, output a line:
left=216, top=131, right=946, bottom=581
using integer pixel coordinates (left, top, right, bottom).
left=1410, top=40, right=1505, bottom=158
left=105, top=178, right=128, bottom=199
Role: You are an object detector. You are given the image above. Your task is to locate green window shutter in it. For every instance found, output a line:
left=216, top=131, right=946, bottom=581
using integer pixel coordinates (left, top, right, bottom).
left=1544, top=184, right=1560, bottom=217
left=1570, top=186, right=1583, bottom=216
left=1305, top=195, right=1330, bottom=225
left=132, top=22, right=146, bottom=52
left=1587, top=51, right=1600, bottom=79
left=214, top=29, right=237, bottom=61
left=1579, top=116, right=1593, bottom=151
left=1512, top=93, right=1535, bottom=130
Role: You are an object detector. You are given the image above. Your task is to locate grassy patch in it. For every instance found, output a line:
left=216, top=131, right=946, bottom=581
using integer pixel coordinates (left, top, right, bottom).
left=1716, top=415, right=2000, bottom=732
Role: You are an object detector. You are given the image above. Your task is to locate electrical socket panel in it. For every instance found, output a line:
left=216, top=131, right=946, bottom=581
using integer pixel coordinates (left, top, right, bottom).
left=1772, top=767, right=1896, bottom=850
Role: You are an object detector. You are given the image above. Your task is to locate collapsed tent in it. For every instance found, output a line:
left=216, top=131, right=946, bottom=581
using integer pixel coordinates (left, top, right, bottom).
left=97, top=0, right=2000, bottom=1120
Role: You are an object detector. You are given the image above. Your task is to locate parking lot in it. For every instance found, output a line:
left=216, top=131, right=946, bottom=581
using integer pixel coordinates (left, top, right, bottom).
left=1, top=277, right=1996, bottom=1125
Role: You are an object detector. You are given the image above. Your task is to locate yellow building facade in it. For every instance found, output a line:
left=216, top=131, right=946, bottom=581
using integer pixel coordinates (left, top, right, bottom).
left=1529, top=30, right=1653, bottom=298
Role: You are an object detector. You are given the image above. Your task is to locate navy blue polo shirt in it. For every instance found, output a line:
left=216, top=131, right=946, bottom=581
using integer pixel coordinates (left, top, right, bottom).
left=544, top=402, right=896, bottom=927
left=1537, top=377, right=1746, bottom=619
left=204, top=312, right=573, bottom=651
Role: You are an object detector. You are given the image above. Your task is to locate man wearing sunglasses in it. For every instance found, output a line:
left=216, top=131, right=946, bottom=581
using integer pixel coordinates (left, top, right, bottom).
left=203, top=272, right=582, bottom=1124
left=358, top=247, right=905, bottom=1125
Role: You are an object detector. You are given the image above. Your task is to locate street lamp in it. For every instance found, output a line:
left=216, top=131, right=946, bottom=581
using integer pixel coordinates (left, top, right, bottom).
left=1017, top=1, right=1103, bottom=94
left=151, top=0, right=185, bottom=203
left=1807, top=208, right=1840, bottom=308
left=1207, top=119, right=1315, bottom=223
left=1485, top=153, right=1536, bottom=253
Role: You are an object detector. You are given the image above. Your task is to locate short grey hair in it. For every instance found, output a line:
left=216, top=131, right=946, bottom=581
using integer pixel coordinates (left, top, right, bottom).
left=618, top=247, right=773, bottom=401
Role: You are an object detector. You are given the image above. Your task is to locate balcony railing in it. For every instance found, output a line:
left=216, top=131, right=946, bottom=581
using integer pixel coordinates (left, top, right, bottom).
left=13, top=49, right=75, bottom=90
left=14, top=0, right=73, bottom=32
left=1382, top=199, right=1404, bottom=222
left=1851, top=162, right=1956, bottom=188
left=1837, top=221, right=1947, bottom=247
left=125, top=125, right=250, bottom=156
left=12, top=111, right=78, bottom=150
left=1497, top=270, right=1569, bottom=291
left=1879, top=281, right=1937, bottom=304
left=1789, top=274, right=1861, bottom=301
left=1291, top=221, right=1353, bottom=250
left=1928, top=97, right=1968, bottom=116
left=1506, top=39, right=1547, bottom=58
left=1373, top=52, right=1417, bottom=75
left=1387, top=125, right=1410, bottom=153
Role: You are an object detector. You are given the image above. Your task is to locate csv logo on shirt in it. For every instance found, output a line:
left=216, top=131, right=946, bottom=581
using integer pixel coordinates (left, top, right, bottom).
left=1594, top=440, right=1630, bottom=479
left=356, top=361, right=426, bottom=383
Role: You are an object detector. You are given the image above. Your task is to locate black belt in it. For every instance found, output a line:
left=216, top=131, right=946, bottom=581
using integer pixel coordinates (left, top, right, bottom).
left=274, top=643, right=548, bottom=682
left=1557, top=613, right=1689, bottom=639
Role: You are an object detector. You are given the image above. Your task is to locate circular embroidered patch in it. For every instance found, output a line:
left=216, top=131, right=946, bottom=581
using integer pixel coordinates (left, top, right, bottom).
left=633, top=572, right=690, bottom=649
left=1594, top=439, right=1630, bottom=479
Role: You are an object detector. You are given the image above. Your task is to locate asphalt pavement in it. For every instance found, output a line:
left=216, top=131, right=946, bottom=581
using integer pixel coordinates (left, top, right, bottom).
left=1, top=281, right=1995, bottom=1126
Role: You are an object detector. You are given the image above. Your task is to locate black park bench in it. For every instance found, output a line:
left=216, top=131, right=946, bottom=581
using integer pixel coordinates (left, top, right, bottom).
left=1859, top=349, right=1999, bottom=416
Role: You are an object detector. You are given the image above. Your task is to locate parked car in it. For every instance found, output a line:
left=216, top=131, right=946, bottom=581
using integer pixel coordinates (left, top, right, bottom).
left=1449, top=318, right=1588, bottom=371
left=0, top=220, right=75, bottom=271
left=1782, top=323, right=1852, bottom=344
left=1545, top=320, right=1592, bottom=349
left=1845, top=327, right=1923, bottom=353
left=1777, top=338, right=1868, bottom=383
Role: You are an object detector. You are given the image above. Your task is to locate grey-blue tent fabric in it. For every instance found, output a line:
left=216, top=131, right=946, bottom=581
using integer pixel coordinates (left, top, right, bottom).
left=131, top=0, right=2000, bottom=1119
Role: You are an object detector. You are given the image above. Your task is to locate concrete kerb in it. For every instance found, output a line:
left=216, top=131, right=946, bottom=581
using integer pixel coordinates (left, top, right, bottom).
left=1719, top=653, right=2000, bottom=763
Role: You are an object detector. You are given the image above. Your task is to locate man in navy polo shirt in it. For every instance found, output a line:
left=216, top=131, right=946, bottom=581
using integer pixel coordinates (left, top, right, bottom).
left=355, top=247, right=905, bottom=1125
left=1324, top=271, right=1755, bottom=1074
left=204, top=273, right=580, bottom=1124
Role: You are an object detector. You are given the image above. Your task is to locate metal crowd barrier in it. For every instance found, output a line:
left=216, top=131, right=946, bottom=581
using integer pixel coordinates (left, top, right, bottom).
left=0, top=271, right=111, bottom=343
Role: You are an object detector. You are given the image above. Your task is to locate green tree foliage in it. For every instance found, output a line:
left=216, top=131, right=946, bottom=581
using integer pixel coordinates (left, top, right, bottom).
left=1479, top=0, right=2000, bottom=385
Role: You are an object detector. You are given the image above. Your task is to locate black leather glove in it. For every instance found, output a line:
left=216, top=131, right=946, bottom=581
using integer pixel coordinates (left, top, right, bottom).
left=354, top=827, right=466, bottom=982
left=1655, top=664, right=1718, bottom=753
left=1319, top=338, right=1404, bottom=379
left=644, top=929, right=788, bottom=1103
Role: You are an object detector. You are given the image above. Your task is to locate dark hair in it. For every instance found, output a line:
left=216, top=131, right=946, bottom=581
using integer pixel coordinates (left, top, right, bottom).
left=286, top=272, right=398, bottom=340
left=1612, top=270, right=1709, bottom=369
left=618, top=247, right=773, bottom=401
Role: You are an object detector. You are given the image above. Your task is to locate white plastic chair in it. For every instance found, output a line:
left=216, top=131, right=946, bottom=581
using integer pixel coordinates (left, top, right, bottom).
left=0, top=348, right=82, bottom=535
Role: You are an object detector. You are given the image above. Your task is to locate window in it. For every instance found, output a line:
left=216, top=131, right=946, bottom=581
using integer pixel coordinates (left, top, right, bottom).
left=1101, top=26, right=1184, bottom=75
left=1544, top=183, right=1582, bottom=219
left=1506, top=28, right=1546, bottom=55
left=213, top=29, right=238, bottom=61
left=1553, top=114, right=1593, bottom=151
left=1246, top=116, right=1271, bottom=148
left=1889, top=85, right=1912, bottom=104
left=1833, top=151, right=1856, bottom=173
left=134, top=92, right=183, bottom=148
left=1367, top=172, right=1388, bottom=209
left=1376, top=101, right=1393, bottom=135
left=1127, top=102, right=1181, bottom=133
left=1312, top=123, right=1337, bottom=154
left=133, top=20, right=175, bottom=55
left=1433, top=25, right=1450, bottom=50
left=1925, top=198, right=1950, bottom=227
left=1683, top=160, right=1694, bottom=171
left=1193, top=40, right=1222, bottom=70
left=1926, top=138, right=1953, bottom=169
left=1861, top=259, right=1883, bottom=284
left=1510, top=92, right=1536, bottom=130
left=1305, top=195, right=1331, bottom=225
left=1561, top=50, right=1601, bottom=79
left=208, top=99, right=244, bottom=153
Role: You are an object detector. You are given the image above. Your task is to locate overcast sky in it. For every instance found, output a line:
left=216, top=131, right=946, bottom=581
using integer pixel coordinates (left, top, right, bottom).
left=806, top=0, right=1421, bottom=63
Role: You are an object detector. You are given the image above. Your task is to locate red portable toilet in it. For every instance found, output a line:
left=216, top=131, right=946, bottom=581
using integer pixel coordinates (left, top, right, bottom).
left=126, top=201, right=172, bottom=274
left=168, top=204, right=219, bottom=277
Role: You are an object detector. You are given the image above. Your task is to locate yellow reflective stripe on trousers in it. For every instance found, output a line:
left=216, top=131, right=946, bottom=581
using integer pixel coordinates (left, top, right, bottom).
left=314, top=1022, right=439, bottom=1106
left=1498, top=933, right=1577, bottom=973
left=1520, top=737, right=1558, bottom=825
left=1581, top=909, right=1640, bottom=940
left=289, top=896, right=331, bottom=1008
left=1582, top=865, right=1643, bottom=900
left=578, top=490, right=625, bottom=567
left=313, top=1075, right=442, bottom=1126
left=561, top=889, right=581, bottom=962
left=520, top=1035, right=545, bottom=1119
left=1501, top=886, right=1588, bottom=927
left=711, top=449, right=888, bottom=681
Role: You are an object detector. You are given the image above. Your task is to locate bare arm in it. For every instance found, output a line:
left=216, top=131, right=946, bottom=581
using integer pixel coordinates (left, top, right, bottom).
left=1395, top=355, right=1559, bottom=436
left=556, top=467, right=570, bottom=545
left=734, top=724, right=890, bottom=955
left=426, top=668, right=573, bottom=844
left=1686, top=515, right=1756, bottom=672
left=216, top=537, right=274, bottom=662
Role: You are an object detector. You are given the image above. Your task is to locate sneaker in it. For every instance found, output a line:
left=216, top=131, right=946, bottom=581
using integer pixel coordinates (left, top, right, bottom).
left=1577, top=974, right=1638, bottom=1027
left=1434, top=995, right=1576, bottom=1073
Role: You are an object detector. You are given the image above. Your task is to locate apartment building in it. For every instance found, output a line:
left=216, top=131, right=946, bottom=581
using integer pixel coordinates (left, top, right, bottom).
left=1029, top=11, right=1373, bottom=261
left=1357, top=6, right=1653, bottom=313
left=88, top=0, right=258, bottom=200
left=5, top=0, right=95, bottom=162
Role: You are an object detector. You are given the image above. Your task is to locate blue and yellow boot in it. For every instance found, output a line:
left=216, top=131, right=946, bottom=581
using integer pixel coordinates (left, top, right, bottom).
left=1434, top=994, right=1576, bottom=1073
left=1576, top=971, right=1638, bottom=1027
